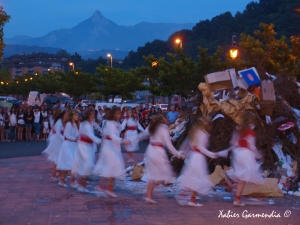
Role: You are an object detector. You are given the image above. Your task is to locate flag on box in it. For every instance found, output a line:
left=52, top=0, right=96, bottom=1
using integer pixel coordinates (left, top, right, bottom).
left=238, top=67, right=261, bottom=87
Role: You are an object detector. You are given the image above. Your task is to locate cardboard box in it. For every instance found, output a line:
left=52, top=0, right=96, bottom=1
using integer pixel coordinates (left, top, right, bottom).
left=205, top=71, right=236, bottom=92
left=238, top=67, right=261, bottom=87
left=226, top=68, right=238, bottom=88
left=237, top=77, right=249, bottom=89
left=260, top=101, right=275, bottom=116
left=260, top=81, right=275, bottom=101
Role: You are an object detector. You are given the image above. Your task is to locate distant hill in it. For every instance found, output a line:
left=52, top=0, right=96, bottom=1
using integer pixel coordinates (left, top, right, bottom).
left=4, top=35, right=33, bottom=45
left=4, top=10, right=194, bottom=55
left=121, top=0, right=300, bottom=69
left=3, top=44, right=62, bottom=58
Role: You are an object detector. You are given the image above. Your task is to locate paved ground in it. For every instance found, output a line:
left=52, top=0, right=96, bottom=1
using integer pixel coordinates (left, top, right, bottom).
left=0, top=153, right=300, bottom=225
left=0, top=141, right=148, bottom=159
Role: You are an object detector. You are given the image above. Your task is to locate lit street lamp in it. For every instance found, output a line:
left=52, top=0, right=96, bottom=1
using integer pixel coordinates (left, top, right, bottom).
left=229, top=35, right=238, bottom=60
left=175, top=39, right=182, bottom=48
left=107, top=54, right=112, bottom=68
left=69, top=62, right=74, bottom=71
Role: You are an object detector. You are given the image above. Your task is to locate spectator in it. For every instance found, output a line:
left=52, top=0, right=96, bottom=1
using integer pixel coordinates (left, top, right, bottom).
left=17, top=107, right=25, bottom=141
left=42, top=117, right=50, bottom=140
left=97, top=108, right=105, bottom=125
left=40, top=105, right=48, bottom=120
left=24, top=107, right=33, bottom=141
left=33, top=106, right=43, bottom=141
left=75, top=99, right=82, bottom=108
left=53, top=100, right=62, bottom=110
left=157, top=108, right=163, bottom=115
left=142, top=112, right=150, bottom=129
left=9, top=107, right=17, bottom=142
left=148, top=106, right=157, bottom=119
left=65, top=101, right=72, bottom=110
left=33, top=96, right=42, bottom=107
left=0, top=108, right=3, bottom=142
left=142, top=104, right=150, bottom=119
left=21, top=98, right=29, bottom=109
left=3, top=108, right=9, bottom=141
left=138, top=103, right=144, bottom=114
left=42, top=101, right=48, bottom=111
left=166, top=105, right=179, bottom=124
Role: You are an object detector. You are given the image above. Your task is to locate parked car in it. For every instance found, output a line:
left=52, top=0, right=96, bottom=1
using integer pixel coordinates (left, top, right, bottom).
left=122, top=100, right=135, bottom=103
left=0, top=96, right=17, bottom=101
left=155, top=104, right=168, bottom=111
left=88, top=100, right=97, bottom=104
left=5, top=99, right=20, bottom=108
left=43, top=96, right=74, bottom=109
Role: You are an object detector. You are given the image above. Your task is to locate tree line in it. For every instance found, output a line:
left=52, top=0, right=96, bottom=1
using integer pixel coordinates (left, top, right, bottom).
left=1, top=23, right=300, bottom=103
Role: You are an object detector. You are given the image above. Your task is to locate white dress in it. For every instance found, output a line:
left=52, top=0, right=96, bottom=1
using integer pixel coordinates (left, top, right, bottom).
left=93, top=120, right=125, bottom=178
left=177, top=130, right=217, bottom=195
left=121, top=117, right=144, bottom=152
left=56, top=122, right=79, bottom=171
left=72, top=121, right=101, bottom=176
left=43, top=119, right=64, bottom=163
left=226, top=128, right=264, bottom=184
left=134, top=124, right=180, bottom=183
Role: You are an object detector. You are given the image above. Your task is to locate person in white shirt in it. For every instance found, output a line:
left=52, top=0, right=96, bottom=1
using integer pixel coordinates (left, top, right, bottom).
left=120, top=108, right=145, bottom=162
left=33, top=107, right=42, bottom=141
left=176, top=116, right=218, bottom=207
left=128, top=114, right=181, bottom=204
left=72, top=109, right=102, bottom=193
left=43, top=117, right=50, bottom=140
left=16, top=107, right=25, bottom=141
left=9, top=107, right=17, bottom=141
left=57, top=110, right=80, bottom=188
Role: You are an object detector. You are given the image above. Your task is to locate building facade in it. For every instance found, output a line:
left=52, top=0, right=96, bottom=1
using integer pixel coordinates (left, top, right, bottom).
left=1, top=52, right=67, bottom=78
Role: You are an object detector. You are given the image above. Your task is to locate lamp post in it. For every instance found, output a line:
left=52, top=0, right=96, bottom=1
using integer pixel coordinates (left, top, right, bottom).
left=69, top=62, right=74, bottom=71
left=229, top=35, right=238, bottom=60
left=107, top=54, right=112, bottom=68
left=175, top=39, right=182, bottom=48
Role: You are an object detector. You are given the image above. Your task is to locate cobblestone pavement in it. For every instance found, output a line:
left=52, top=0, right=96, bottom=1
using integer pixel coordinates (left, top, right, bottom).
left=0, top=154, right=300, bottom=225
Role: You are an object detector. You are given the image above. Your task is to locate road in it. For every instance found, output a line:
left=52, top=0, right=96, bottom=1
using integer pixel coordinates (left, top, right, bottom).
left=0, top=140, right=148, bottom=159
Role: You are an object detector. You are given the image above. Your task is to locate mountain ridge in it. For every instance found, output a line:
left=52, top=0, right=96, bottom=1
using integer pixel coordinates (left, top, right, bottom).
left=4, top=10, right=194, bottom=54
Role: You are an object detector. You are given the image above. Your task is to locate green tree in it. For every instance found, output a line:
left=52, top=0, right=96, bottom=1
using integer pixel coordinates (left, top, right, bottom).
left=239, top=23, right=300, bottom=76
left=96, top=65, right=145, bottom=102
left=61, top=70, right=99, bottom=100
left=0, top=7, right=10, bottom=59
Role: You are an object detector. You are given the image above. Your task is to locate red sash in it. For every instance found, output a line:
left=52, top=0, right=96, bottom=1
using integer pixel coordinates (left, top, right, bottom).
left=127, top=126, right=136, bottom=130
left=103, top=135, right=112, bottom=140
left=238, top=128, right=255, bottom=149
left=192, top=146, right=201, bottom=153
left=80, top=135, right=93, bottom=144
left=150, top=142, right=164, bottom=148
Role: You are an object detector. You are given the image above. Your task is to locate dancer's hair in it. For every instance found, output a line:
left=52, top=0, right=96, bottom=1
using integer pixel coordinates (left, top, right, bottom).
left=54, top=109, right=67, bottom=125
left=148, top=114, right=166, bottom=135
left=68, top=110, right=80, bottom=130
left=81, top=109, right=95, bottom=122
left=106, top=107, right=121, bottom=121
left=188, top=116, right=212, bottom=143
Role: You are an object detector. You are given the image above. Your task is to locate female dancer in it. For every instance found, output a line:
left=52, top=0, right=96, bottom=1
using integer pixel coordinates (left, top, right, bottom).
left=176, top=116, right=218, bottom=207
left=129, top=114, right=182, bottom=203
left=56, top=110, right=80, bottom=187
left=93, top=107, right=126, bottom=198
left=224, top=116, right=264, bottom=206
left=120, top=108, right=144, bottom=162
left=43, top=110, right=68, bottom=181
left=72, top=109, right=102, bottom=193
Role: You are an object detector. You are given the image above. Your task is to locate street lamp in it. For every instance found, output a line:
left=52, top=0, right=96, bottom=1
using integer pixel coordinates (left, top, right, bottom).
left=69, top=62, right=74, bottom=71
left=152, top=61, right=158, bottom=67
left=107, top=54, right=112, bottom=68
left=175, top=39, right=182, bottom=48
left=229, top=35, right=238, bottom=60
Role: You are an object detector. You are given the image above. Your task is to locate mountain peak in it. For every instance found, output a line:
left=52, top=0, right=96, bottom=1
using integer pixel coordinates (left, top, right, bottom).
left=93, top=10, right=102, bottom=17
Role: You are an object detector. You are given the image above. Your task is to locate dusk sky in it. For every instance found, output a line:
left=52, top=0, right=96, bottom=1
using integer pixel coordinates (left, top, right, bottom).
left=2, top=0, right=257, bottom=38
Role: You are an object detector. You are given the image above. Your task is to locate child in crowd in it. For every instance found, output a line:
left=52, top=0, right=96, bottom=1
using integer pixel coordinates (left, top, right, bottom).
left=43, top=117, right=50, bottom=140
